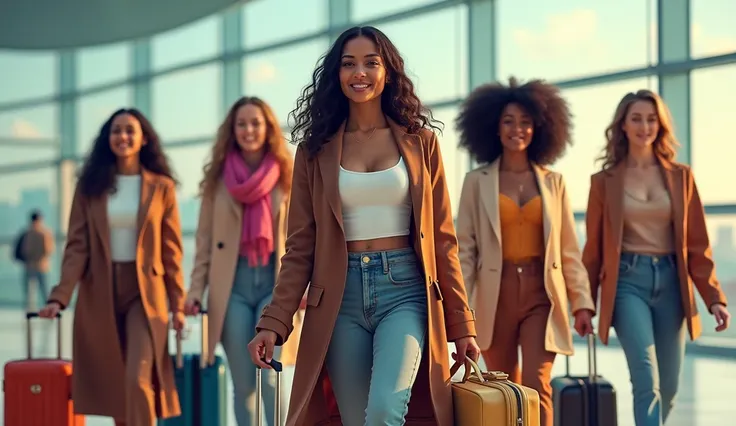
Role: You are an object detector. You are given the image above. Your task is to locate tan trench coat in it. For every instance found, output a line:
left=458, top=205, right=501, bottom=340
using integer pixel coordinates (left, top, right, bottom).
left=256, top=120, right=478, bottom=426
left=187, top=181, right=303, bottom=365
left=48, top=169, right=184, bottom=419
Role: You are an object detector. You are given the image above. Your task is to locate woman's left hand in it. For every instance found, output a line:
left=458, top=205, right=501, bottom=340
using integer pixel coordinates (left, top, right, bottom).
left=710, top=303, right=731, bottom=332
left=573, top=309, right=595, bottom=337
left=172, top=311, right=187, bottom=332
left=453, top=336, right=481, bottom=365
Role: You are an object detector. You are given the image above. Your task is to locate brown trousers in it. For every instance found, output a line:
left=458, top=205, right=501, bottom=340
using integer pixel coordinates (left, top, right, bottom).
left=112, top=262, right=157, bottom=426
left=481, top=258, right=556, bottom=426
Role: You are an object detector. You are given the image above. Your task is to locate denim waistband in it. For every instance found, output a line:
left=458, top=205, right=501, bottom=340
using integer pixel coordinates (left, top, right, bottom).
left=347, top=247, right=417, bottom=267
left=621, top=252, right=676, bottom=267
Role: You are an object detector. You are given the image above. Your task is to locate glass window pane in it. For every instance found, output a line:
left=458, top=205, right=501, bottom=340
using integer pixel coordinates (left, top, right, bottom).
left=167, top=143, right=212, bottom=233
left=0, top=167, right=58, bottom=240
left=76, top=86, right=133, bottom=157
left=351, top=0, right=442, bottom=22
left=152, top=64, right=222, bottom=142
left=182, top=235, right=196, bottom=291
left=242, top=0, right=328, bottom=48
left=497, top=0, right=657, bottom=82
left=692, top=65, right=736, bottom=204
left=242, top=38, right=329, bottom=126
left=691, top=0, right=736, bottom=58
left=433, top=105, right=467, bottom=218
left=0, top=51, right=57, bottom=104
left=0, top=146, right=56, bottom=168
left=77, top=42, right=132, bottom=90
left=0, top=104, right=58, bottom=142
left=152, top=15, right=220, bottom=71
left=553, top=77, right=658, bottom=211
left=0, top=240, right=63, bottom=309
left=702, top=214, right=736, bottom=342
left=377, top=6, right=468, bottom=104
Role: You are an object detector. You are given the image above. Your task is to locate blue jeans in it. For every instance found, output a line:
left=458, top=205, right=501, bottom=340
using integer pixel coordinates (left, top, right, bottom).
left=221, top=255, right=284, bottom=426
left=23, top=269, right=48, bottom=311
left=612, top=253, right=686, bottom=426
left=325, top=248, right=428, bottom=426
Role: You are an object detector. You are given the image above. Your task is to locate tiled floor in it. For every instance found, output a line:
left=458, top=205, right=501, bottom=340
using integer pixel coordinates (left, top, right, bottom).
left=1, top=308, right=734, bottom=425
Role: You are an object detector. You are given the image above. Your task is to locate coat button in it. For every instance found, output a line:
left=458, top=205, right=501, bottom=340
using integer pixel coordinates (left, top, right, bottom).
left=217, top=242, right=224, bottom=249
left=553, top=262, right=559, bottom=269
left=420, top=232, right=424, bottom=239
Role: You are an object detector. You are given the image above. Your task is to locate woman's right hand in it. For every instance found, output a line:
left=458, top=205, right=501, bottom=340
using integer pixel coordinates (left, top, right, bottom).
left=183, top=300, right=201, bottom=316
left=39, top=302, right=61, bottom=318
left=248, top=330, right=278, bottom=369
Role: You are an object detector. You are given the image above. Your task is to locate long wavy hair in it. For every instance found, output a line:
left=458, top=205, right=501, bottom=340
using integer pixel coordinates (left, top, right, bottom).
left=288, top=25, right=442, bottom=158
left=78, top=108, right=176, bottom=197
left=598, top=90, right=679, bottom=171
left=199, top=96, right=293, bottom=197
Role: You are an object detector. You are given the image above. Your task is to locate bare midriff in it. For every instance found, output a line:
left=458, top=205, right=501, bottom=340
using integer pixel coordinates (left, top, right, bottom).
left=346, top=235, right=412, bottom=253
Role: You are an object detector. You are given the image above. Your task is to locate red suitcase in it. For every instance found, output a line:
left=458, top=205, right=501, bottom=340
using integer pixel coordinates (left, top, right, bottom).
left=3, top=312, right=85, bottom=426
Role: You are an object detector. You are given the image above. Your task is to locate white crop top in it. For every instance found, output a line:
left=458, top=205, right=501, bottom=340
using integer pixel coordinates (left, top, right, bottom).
left=108, top=174, right=141, bottom=262
left=338, top=157, right=412, bottom=242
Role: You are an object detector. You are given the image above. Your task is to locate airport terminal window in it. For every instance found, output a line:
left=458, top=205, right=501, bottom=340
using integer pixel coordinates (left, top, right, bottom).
left=552, top=77, right=657, bottom=211
left=701, top=214, right=736, bottom=342
left=0, top=51, right=57, bottom=104
left=152, top=15, right=220, bottom=71
left=181, top=236, right=196, bottom=288
left=377, top=5, right=468, bottom=104
left=351, top=0, right=443, bottom=23
left=76, top=86, right=133, bottom=157
left=166, top=143, right=212, bottom=234
left=151, top=63, right=222, bottom=142
left=76, top=41, right=132, bottom=90
left=690, top=0, right=736, bottom=59
left=692, top=65, right=736, bottom=204
left=0, top=241, right=62, bottom=309
left=0, top=103, right=58, bottom=143
left=242, top=37, right=329, bottom=128
left=496, top=0, right=657, bottom=82
left=431, top=105, right=468, bottom=217
left=242, top=0, right=327, bottom=49
left=0, top=167, right=58, bottom=241
left=0, top=146, right=56, bottom=169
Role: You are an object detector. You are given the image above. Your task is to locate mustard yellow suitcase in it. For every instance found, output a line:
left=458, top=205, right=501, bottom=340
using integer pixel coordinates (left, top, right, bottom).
left=452, top=359, right=541, bottom=425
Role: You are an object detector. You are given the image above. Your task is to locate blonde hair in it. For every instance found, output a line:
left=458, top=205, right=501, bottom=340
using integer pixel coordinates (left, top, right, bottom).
left=598, top=89, right=679, bottom=171
left=199, top=96, right=293, bottom=197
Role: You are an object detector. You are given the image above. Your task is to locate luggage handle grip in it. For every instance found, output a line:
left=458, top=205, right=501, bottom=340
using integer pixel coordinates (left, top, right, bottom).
left=565, top=332, right=598, bottom=381
left=26, top=311, right=62, bottom=360
left=256, top=357, right=283, bottom=426
left=173, top=310, right=210, bottom=369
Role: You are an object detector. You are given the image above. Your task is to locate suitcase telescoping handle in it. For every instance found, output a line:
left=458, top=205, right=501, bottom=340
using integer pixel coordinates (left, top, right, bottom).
left=256, top=358, right=283, bottom=426
left=565, top=333, right=598, bottom=382
left=173, top=309, right=210, bottom=369
left=25, top=312, right=62, bottom=360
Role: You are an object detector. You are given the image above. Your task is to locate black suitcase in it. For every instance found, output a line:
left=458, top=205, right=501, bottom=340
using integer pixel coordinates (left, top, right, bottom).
left=551, top=333, right=618, bottom=426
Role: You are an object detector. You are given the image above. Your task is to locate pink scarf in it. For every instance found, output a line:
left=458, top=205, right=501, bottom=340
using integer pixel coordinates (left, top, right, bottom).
left=223, top=150, right=281, bottom=267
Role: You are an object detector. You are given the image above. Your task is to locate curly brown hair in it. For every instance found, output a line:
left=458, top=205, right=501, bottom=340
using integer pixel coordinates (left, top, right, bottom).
left=288, top=26, right=442, bottom=158
left=456, top=77, right=573, bottom=166
left=199, top=96, right=293, bottom=197
left=598, top=89, right=678, bottom=171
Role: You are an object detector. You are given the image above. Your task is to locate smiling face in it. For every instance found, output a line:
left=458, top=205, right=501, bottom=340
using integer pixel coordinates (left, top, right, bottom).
left=499, top=103, right=534, bottom=153
left=109, top=113, right=145, bottom=159
left=233, top=103, right=268, bottom=154
left=339, top=35, right=387, bottom=104
left=622, top=99, right=660, bottom=150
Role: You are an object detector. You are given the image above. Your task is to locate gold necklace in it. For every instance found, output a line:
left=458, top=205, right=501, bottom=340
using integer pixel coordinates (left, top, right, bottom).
left=349, top=127, right=377, bottom=143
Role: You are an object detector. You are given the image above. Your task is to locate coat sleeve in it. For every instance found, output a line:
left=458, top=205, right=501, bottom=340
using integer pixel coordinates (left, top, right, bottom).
left=558, top=175, right=596, bottom=315
left=685, top=168, right=728, bottom=308
left=581, top=174, right=604, bottom=307
left=188, top=189, right=214, bottom=303
left=161, top=181, right=186, bottom=313
left=455, top=172, right=479, bottom=301
left=48, top=185, right=90, bottom=308
left=427, top=132, right=477, bottom=342
left=256, top=144, right=315, bottom=345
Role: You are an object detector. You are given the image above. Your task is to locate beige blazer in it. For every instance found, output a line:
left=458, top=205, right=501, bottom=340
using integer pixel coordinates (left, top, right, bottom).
left=456, top=159, right=595, bottom=355
left=187, top=180, right=302, bottom=365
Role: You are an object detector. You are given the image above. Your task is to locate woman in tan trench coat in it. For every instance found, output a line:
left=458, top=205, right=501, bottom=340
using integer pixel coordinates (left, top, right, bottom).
left=247, top=26, right=480, bottom=426
left=40, top=108, right=186, bottom=426
left=184, top=96, right=304, bottom=426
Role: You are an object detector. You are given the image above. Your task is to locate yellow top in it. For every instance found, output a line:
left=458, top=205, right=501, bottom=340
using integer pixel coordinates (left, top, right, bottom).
left=499, top=194, right=545, bottom=262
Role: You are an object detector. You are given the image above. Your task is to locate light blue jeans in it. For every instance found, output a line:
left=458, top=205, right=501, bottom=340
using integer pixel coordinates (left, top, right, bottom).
left=326, top=248, right=428, bottom=426
left=612, top=253, right=686, bottom=426
left=221, top=255, right=284, bottom=426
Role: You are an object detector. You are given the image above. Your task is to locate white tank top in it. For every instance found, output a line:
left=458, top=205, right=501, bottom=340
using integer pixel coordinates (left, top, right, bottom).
left=338, top=157, right=412, bottom=242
